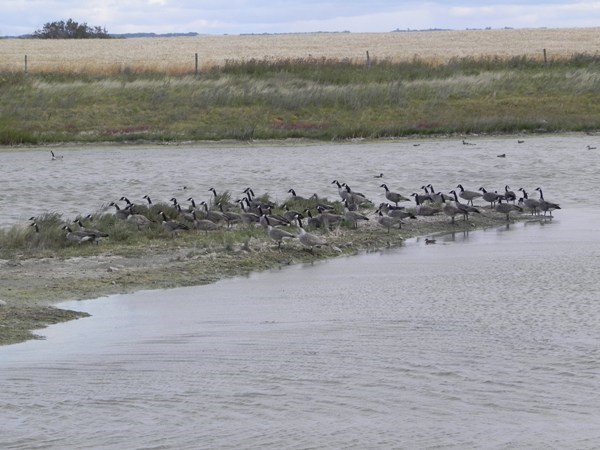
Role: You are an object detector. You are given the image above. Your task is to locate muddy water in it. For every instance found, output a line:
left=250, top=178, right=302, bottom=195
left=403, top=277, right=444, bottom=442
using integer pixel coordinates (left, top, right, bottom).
left=1, top=135, right=600, bottom=448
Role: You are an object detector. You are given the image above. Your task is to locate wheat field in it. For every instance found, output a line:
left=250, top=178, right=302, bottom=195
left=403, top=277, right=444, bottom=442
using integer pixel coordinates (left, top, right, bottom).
left=1, top=27, right=599, bottom=74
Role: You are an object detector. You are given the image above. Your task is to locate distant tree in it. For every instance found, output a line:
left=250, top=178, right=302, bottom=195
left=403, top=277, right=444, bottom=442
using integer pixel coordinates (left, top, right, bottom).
left=32, top=19, right=111, bottom=39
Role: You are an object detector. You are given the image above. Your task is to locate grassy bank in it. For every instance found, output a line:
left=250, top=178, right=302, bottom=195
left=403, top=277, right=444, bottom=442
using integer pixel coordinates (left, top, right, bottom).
left=1, top=55, right=600, bottom=145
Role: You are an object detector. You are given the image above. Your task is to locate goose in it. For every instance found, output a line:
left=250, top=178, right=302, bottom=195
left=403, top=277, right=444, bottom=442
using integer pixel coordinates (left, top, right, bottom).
left=497, top=153, right=506, bottom=158
left=343, top=204, right=370, bottom=229
left=332, top=180, right=350, bottom=201
left=376, top=210, right=402, bottom=233
left=412, top=195, right=441, bottom=216
left=282, top=203, right=303, bottom=222
left=380, top=184, right=409, bottom=207
left=449, top=190, right=481, bottom=220
left=158, top=211, right=190, bottom=236
left=517, top=188, right=540, bottom=215
left=343, top=184, right=371, bottom=205
left=379, top=203, right=417, bottom=221
left=142, top=194, right=153, bottom=206
left=316, top=206, right=343, bottom=230
left=373, top=173, right=384, bottom=178
left=199, top=201, right=226, bottom=223
left=495, top=198, right=523, bottom=221
left=439, top=195, right=461, bottom=224
left=191, top=211, right=220, bottom=233
left=343, top=198, right=359, bottom=212
left=411, top=192, right=432, bottom=206
left=425, top=238, right=436, bottom=244
left=456, top=184, right=482, bottom=206
left=303, top=209, right=323, bottom=229
left=63, top=226, right=96, bottom=244
left=310, top=193, right=335, bottom=211
left=287, top=188, right=307, bottom=201
left=587, top=145, right=596, bottom=150
left=427, top=184, right=453, bottom=203
left=517, top=140, right=525, bottom=144
left=50, top=150, right=63, bottom=160
left=109, top=201, right=130, bottom=220
left=257, top=205, right=290, bottom=228
left=296, top=216, right=327, bottom=253
left=534, top=187, right=561, bottom=216
left=75, top=219, right=109, bottom=240
left=126, top=210, right=153, bottom=230
left=264, top=215, right=296, bottom=248
left=462, top=139, right=476, bottom=145
left=217, top=202, right=241, bottom=227
left=504, top=185, right=517, bottom=204
left=478, top=187, right=501, bottom=208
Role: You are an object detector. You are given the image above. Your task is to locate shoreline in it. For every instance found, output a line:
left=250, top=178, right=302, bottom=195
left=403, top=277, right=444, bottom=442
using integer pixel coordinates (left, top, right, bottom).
left=0, top=211, right=539, bottom=346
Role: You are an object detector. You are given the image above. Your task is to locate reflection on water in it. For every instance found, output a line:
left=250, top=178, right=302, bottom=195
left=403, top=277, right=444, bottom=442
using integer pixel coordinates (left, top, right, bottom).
left=1, top=136, right=600, bottom=449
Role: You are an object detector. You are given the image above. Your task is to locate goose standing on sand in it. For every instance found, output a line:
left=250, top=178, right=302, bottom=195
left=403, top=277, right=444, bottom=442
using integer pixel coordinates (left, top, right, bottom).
left=332, top=180, right=350, bottom=202
left=317, top=206, right=343, bottom=230
left=380, top=203, right=417, bottom=222
left=376, top=209, right=403, bottom=232
left=504, top=185, right=517, bottom=204
left=440, top=196, right=461, bottom=224
left=534, top=187, right=561, bottom=216
left=495, top=198, right=523, bottom=221
left=412, top=195, right=440, bottom=216
left=450, top=190, right=481, bottom=220
left=517, top=188, right=540, bottom=215
left=479, top=187, right=501, bottom=208
left=343, top=203, right=370, bottom=229
left=296, top=216, right=327, bottom=253
left=426, top=184, right=453, bottom=203
left=456, top=184, right=483, bottom=206
left=380, top=184, right=409, bottom=207
left=264, top=215, right=296, bottom=248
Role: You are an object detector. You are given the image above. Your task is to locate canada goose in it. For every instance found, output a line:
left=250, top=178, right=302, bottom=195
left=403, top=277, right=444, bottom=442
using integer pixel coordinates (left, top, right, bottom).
left=158, top=211, right=190, bottom=236
left=440, top=195, right=461, bottom=224
left=412, top=195, right=441, bottom=216
left=50, top=150, right=63, bottom=160
left=217, top=202, right=241, bottom=227
left=376, top=210, right=402, bottom=232
left=191, top=211, right=220, bottom=233
left=343, top=198, right=359, bottom=212
left=425, top=238, right=436, bottom=244
left=296, top=216, right=327, bottom=253
left=373, top=173, right=384, bottom=178
left=142, top=195, right=153, bottom=205
left=75, top=219, right=109, bottom=240
left=427, top=184, right=453, bottom=203
left=587, top=145, right=597, bottom=150
left=343, top=204, right=370, bottom=229
left=343, top=184, right=371, bottom=205
left=63, top=226, right=96, bottom=244
left=282, top=203, right=303, bottom=222
left=449, top=190, right=481, bottom=220
left=478, top=187, right=501, bottom=208
left=495, top=198, right=523, bottom=221
left=332, top=180, right=350, bottom=202
left=287, top=188, right=307, bottom=201
left=517, top=188, right=540, bottom=215
left=380, top=184, right=409, bottom=206
left=30, top=222, right=40, bottom=233
left=303, top=209, right=323, bottom=229
left=236, top=200, right=261, bottom=226
left=257, top=205, right=289, bottom=228
left=504, top=185, right=517, bottom=204
left=264, top=216, right=296, bottom=248
left=109, top=201, right=130, bottom=220
left=379, top=203, right=417, bottom=221
left=411, top=192, right=433, bottom=205
left=456, top=184, right=482, bottom=206
left=199, top=201, right=226, bottom=223
left=534, top=187, right=561, bottom=216
left=126, top=210, right=153, bottom=230
left=310, top=193, right=335, bottom=211
left=317, top=206, right=343, bottom=230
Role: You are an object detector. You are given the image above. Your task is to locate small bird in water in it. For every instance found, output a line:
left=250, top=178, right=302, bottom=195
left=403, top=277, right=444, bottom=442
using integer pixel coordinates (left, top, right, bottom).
left=50, top=150, right=63, bottom=160
left=517, top=140, right=525, bottom=144
left=425, top=238, right=436, bottom=245
left=497, top=153, right=506, bottom=158
left=587, top=145, right=597, bottom=150
left=373, top=173, right=384, bottom=178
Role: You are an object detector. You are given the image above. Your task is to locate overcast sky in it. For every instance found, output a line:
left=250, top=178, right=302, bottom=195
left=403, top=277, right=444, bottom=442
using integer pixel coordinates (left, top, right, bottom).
left=2, top=0, right=600, bottom=37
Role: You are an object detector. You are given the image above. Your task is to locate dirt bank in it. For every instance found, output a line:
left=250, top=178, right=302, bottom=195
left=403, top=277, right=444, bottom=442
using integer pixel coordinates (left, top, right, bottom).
left=0, top=212, right=534, bottom=346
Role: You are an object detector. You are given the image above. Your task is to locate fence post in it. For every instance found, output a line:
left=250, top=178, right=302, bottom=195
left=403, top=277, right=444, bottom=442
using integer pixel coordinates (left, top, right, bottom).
left=366, top=50, right=371, bottom=69
left=24, top=54, right=28, bottom=75
left=195, top=53, right=198, bottom=76
left=543, top=48, right=547, bottom=65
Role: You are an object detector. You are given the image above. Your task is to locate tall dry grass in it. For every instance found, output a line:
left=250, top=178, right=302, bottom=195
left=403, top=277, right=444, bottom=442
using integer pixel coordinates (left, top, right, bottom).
left=1, top=28, right=600, bottom=75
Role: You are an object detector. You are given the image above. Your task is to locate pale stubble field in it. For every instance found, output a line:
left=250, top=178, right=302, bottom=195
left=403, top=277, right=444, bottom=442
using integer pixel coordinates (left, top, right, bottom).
left=1, top=27, right=599, bottom=73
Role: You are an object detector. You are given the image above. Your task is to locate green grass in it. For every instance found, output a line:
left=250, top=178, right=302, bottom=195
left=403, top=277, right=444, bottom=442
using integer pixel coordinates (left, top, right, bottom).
left=1, top=55, right=599, bottom=144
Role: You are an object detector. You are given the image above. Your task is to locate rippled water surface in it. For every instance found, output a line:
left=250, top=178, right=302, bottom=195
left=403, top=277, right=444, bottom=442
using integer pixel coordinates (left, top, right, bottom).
left=1, top=136, right=600, bottom=449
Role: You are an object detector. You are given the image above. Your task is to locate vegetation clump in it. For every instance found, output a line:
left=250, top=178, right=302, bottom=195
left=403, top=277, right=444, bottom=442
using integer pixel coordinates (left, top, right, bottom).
left=31, top=18, right=111, bottom=39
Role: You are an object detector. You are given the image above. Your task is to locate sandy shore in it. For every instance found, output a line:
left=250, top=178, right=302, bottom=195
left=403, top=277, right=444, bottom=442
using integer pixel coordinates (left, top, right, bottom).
left=0, top=210, right=536, bottom=346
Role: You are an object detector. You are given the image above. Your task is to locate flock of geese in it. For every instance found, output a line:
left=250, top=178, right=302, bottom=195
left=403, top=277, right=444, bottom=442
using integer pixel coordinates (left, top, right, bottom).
left=32, top=177, right=561, bottom=252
